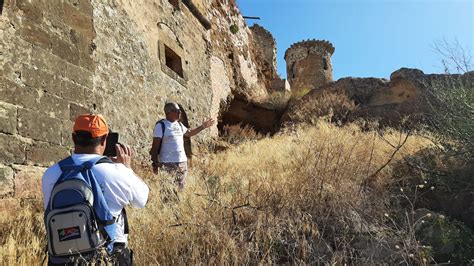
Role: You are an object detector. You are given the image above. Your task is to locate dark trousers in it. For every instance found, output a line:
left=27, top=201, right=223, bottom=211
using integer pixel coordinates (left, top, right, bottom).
left=112, top=243, right=133, bottom=266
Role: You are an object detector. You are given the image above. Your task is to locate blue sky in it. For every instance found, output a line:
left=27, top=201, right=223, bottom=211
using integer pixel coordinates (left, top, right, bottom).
left=236, top=0, right=474, bottom=80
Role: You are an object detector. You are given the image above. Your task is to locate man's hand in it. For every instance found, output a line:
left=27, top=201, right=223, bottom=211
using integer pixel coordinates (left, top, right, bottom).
left=184, top=118, right=216, bottom=138
left=201, top=118, right=215, bottom=129
left=111, top=144, right=133, bottom=168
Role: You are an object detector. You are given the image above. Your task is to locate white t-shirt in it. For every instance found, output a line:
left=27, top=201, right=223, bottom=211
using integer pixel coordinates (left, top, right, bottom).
left=41, top=153, right=149, bottom=243
left=153, top=119, right=188, bottom=163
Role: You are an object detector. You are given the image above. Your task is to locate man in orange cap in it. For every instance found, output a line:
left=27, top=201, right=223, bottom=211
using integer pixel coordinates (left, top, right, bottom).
left=42, top=114, right=149, bottom=265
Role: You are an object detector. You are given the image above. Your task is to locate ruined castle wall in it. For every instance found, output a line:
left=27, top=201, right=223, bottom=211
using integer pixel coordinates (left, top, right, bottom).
left=91, top=0, right=214, bottom=153
left=209, top=1, right=268, bottom=102
left=0, top=0, right=269, bottom=208
left=285, top=41, right=333, bottom=95
left=288, top=53, right=332, bottom=93
left=250, top=24, right=277, bottom=80
left=0, top=0, right=98, bottom=209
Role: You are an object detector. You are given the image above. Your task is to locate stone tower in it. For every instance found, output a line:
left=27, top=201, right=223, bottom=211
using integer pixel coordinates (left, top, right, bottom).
left=284, top=39, right=335, bottom=95
left=250, top=24, right=277, bottom=80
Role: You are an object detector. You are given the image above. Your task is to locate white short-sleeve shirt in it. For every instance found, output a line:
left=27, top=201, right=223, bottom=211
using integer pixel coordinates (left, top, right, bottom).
left=153, top=119, right=188, bottom=163
left=41, top=153, right=149, bottom=243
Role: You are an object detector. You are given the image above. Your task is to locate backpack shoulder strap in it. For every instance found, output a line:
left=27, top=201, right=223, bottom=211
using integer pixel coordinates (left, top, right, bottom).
left=157, top=120, right=166, bottom=155
left=56, top=156, right=79, bottom=184
left=154, top=119, right=166, bottom=137
left=159, top=120, right=165, bottom=137
left=57, top=156, right=75, bottom=172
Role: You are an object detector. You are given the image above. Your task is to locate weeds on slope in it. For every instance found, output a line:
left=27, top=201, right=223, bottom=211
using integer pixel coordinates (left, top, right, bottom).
left=0, top=121, right=433, bottom=264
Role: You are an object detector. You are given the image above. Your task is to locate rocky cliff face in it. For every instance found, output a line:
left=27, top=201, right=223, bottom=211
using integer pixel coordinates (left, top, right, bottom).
left=207, top=2, right=287, bottom=133
left=208, top=1, right=269, bottom=102
left=282, top=68, right=473, bottom=127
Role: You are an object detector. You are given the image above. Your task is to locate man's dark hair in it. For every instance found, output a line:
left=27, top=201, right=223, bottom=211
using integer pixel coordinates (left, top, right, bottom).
left=72, top=131, right=102, bottom=147
left=164, top=102, right=179, bottom=114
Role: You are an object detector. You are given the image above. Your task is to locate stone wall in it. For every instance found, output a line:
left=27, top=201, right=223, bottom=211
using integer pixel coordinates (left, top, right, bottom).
left=208, top=0, right=268, bottom=102
left=0, top=0, right=274, bottom=208
left=0, top=0, right=97, bottom=210
left=91, top=0, right=215, bottom=154
left=250, top=24, right=277, bottom=81
left=285, top=39, right=334, bottom=96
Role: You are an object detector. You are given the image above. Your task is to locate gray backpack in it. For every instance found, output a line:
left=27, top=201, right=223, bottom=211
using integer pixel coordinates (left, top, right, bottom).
left=45, top=156, right=116, bottom=264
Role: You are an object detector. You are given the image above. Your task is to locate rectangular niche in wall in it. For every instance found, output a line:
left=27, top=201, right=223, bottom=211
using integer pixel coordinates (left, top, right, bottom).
left=165, top=45, right=184, bottom=78
left=158, top=40, right=187, bottom=85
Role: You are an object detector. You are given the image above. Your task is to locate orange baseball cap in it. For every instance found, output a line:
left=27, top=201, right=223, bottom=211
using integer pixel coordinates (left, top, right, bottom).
left=73, top=114, right=109, bottom=138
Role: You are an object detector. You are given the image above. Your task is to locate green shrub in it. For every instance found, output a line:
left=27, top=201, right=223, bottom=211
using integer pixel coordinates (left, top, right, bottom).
left=229, top=24, right=239, bottom=34
left=427, top=39, right=473, bottom=155
left=415, top=214, right=474, bottom=264
left=427, top=74, right=473, bottom=155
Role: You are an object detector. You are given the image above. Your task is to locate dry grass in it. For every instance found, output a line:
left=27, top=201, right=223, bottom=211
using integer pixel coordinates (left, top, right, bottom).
left=0, top=204, right=45, bottom=265
left=289, top=90, right=357, bottom=125
left=0, top=121, right=434, bottom=264
left=219, top=123, right=263, bottom=145
left=264, top=90, right=291, bottom=110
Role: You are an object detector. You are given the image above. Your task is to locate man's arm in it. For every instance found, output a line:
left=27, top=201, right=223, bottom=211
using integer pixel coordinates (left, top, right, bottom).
left=149, top=137, right=162, bottom=163
left=121, top=165, right=149, bottom=208
left=111, top=144, right=149, bottom=207
left=149, top=137, right=162, bottom=173
left=184, top=118, right=215, bottom=138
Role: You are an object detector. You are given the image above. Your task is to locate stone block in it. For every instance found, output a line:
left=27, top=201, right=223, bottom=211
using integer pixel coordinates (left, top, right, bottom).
left=18, top=108, right=62, bottom=144
left=61, top=120, right=74, bottom=147
left=48, top=15, right=71, bottom=39
left=13, top=164, right=46, bottom=199
left=0, top=133, right=27, bottom=164
left=65, top=63, right=93, bottom=88
left=44, top=0, right=65, bottom=21
left=0, top=199, right=21, bottom=217
left=26, top=142, right=70, bottom=167
left=16, top=0, right=44, bottom=24
left=18, top=21, right=52, bottom=50
left=63, top=3, right=95, bottom=40
left=1, top=30, right=32, bottom=61
left=0, top=165, right=14, bottom=197
left=69, top=28, right=93, bottom=53
left=65, top=0, right=93, bottom=17
left=37, top=93, right=70, bottom=120
left=0, top=102, right=17, bottom=135
left=78, top=51, right=95, bottom=72
left=59, top=79, right=89, bottom=103
left=22, top=64, right=60, bottom=91
left=0, top=33, right=32, bottom=82
left=9, top=68, right=68, bottom=119
left=51, top=35, right=80, bottom=65
left=31, top=46, right=68, bottom=76
left=70, top=103, right=91, bottom=121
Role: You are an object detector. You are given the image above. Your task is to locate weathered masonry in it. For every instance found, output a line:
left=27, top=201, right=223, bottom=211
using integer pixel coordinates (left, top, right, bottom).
left=1, top=0, right=270, bottom=210
left=285, top=39, right=334, bottom=96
